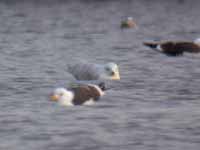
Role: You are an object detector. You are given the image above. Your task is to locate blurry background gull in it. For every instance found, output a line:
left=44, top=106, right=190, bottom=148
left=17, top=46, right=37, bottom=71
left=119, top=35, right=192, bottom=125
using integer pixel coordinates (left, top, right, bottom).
left=120, top=17, right=137, bottom=29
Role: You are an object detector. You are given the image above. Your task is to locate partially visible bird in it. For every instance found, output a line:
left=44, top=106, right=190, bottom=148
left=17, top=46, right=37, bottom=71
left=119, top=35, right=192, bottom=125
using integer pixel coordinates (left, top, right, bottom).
left=143, top=38, right=200, bottom=56
left=50, top=84, right=105, bottom=106
left=67, top=62, right=120, bottom=81
left=120, top=17, right=137, bottom=29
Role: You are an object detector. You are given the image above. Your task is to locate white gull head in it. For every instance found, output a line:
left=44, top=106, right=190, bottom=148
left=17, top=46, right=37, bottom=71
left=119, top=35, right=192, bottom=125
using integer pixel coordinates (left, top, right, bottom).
left=50, top=88, right=74, bottom=106
left=101, top=62, right=120, bottom=80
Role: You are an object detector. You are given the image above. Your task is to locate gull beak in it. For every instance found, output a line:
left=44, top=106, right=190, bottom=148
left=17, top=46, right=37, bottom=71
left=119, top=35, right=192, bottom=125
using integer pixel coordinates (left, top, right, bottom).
left=50, top=94, right=59, bottom=101
left=112, top=71, right=120, bottom=80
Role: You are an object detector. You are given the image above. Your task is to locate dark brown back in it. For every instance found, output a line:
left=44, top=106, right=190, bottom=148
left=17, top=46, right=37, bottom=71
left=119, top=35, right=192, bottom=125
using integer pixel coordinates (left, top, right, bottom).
left=175, top=42, right=200, bottom=53
left=71, top=85, right=101, bottom=105
left=161, top=41, right=200, bottom=55
left=161, top=42, right=184, bottom=56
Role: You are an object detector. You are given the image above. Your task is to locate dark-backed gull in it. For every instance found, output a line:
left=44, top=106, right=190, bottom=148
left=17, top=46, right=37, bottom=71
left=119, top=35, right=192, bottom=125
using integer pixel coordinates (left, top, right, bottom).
left=67, top=62, right=120, bottom=81
left=143, top=38, right=200, bottom=56
left=50, top=84, right=105, bottom=106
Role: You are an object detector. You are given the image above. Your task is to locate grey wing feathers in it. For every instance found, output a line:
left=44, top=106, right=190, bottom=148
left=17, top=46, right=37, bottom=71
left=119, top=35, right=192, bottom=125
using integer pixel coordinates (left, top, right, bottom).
left=67, top=63, right=100, bottom=80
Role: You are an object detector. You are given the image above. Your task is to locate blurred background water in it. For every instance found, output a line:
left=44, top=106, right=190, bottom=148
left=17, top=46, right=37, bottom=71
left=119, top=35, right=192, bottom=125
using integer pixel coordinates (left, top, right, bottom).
left=0, top=0, right=200, bottom=149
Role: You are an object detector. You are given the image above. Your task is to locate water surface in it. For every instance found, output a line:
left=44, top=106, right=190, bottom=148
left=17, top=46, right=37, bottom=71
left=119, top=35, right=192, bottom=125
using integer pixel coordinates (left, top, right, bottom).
left=0, top=0, right=200, bottom=150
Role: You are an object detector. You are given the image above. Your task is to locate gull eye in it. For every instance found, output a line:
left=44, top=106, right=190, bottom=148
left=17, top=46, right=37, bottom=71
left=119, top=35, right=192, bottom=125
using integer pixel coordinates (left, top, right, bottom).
left=105, top=67, right=110, bottom=72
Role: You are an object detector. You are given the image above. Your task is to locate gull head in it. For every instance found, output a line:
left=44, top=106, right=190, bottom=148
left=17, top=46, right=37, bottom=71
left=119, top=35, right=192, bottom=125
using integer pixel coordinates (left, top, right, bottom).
left=50, top=88, right=74, bottom=106
left=103, top=63, right=120, bottom=80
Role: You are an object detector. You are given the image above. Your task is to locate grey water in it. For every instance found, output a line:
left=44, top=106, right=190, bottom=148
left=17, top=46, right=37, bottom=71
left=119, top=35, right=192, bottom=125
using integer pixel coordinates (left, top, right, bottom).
left=1, top=0, right=200, bottom=149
